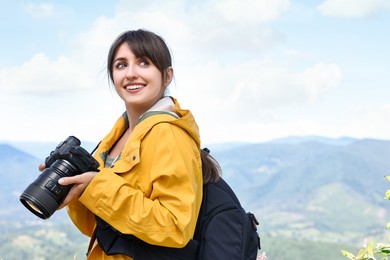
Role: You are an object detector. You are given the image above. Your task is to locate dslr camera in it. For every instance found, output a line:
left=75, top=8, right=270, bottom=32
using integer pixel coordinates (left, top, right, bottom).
left=20, top=136, right=99, bottom=219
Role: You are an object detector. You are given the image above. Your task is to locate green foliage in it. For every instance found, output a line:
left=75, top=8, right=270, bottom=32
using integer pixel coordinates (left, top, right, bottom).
left=341, top=176, right=390, bottom=260
left=341, top=240, right=390, bottom=260
left=261, top=235, right=358, bottom=260
left=0, top=221, right=88, bottom=260
left=2, top=139, right=390, bottom=258
left=341, top=241, right=377, bottom=260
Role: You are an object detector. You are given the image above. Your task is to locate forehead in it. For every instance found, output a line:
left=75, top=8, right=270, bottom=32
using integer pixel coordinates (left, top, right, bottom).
left=114, top=43, right=136, bottom=59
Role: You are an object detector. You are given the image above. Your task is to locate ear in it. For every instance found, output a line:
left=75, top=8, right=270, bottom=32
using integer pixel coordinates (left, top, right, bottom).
left=164, top=67, right=174, bottom=87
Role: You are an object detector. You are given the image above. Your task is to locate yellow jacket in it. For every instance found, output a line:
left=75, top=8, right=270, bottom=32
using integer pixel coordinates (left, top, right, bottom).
left=66, top=97, right=202, bottom=259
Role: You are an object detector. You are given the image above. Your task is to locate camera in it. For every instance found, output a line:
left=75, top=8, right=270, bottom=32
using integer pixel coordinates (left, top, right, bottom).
left=20, top=136, right=99, bottom=219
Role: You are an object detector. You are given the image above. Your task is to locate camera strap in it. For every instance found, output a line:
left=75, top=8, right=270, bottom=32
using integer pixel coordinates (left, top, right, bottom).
left=91, top=141, right=101, bottom=155
left=86, top=140, right=101, bottom=257
left=86, top=227, right=97, bottom=257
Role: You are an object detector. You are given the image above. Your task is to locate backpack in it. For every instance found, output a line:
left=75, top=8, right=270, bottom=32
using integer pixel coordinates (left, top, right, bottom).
left=194, top=177, right=261, bottom=260
left=91, top=113, right=261, bottom=259
left=93, top=176, right=261, bottom=260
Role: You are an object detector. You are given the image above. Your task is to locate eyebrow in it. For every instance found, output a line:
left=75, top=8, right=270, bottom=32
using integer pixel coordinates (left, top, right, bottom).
left=113, top=57, right=126, bottom=63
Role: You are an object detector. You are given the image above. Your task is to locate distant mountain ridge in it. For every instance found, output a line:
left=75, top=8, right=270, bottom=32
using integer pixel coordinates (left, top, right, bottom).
left=269, top=135, right=358, bottom=146
left=0, top=143, right=36, bottom=159
left=207, top=137, right=390, bottom=244
left=3, top=139, right=98, bottom=161
left=1, top=136, right=390, bottom=258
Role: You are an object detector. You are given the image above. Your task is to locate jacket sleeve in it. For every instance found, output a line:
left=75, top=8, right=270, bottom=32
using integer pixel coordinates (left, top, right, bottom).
left=66, top=196, right=96, bottom=237
left=78, top=123, right=202, bottom=248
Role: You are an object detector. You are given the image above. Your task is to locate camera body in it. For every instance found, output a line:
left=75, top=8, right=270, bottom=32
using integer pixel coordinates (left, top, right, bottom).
left=20, top=136, right=99, bottom=219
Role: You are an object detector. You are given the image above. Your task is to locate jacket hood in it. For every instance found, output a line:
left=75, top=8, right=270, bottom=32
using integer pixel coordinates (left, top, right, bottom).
left=136, top=96, right=200, bottom=148
left=95, top=96, right=200, bottom=171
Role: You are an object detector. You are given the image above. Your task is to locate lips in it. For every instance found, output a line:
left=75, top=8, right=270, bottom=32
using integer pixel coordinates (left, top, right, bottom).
left=125, top=84, right=145, bottom=90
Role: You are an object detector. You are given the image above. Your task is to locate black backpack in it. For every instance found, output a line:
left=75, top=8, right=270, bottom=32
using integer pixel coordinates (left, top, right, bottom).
left=194, top=177, right=261, bottom=260
left=92, top=115, right=261, bottom=259
left=93, top=176, right=261, bottom=260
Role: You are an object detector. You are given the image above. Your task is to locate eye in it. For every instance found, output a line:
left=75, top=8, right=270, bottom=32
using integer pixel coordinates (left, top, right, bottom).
left=139, top=59, right=150, bottom=67
left=115, top=62, right=127, bottom=69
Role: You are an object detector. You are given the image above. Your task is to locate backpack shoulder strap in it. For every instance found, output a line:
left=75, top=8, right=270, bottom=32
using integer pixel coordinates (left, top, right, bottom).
left=213, top=177, right=242, bottom=207
left=193, top=178, right=239, bottom=242
left=193, top=182, right=208, bottom=242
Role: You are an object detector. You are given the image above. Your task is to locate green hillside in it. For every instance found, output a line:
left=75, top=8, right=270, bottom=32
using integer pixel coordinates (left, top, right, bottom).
left=0, top=220, right=88, bottom=259
left=261, top=235, right=359, bottom=259
left=210, top=138, right=390, bottom=257
left=1, top=137, right=390, bottom=258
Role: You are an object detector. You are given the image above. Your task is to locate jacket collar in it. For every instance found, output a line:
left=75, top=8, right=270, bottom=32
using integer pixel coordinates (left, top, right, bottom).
left=95, top=96, right=200, bottom=173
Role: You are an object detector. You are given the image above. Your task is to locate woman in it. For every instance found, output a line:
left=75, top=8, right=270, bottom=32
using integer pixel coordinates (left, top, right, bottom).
left=49, top=29, right=205, bottom=259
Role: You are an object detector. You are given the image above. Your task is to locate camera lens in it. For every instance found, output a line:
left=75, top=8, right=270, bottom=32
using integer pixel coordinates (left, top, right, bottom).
left=20, top=159, right=78, bottom=219
left=25, top=200, right=44, bottom=215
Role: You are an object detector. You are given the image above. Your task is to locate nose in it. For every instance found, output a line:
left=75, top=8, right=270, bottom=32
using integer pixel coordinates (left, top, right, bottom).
left=125, top=64, right=138, bottom=79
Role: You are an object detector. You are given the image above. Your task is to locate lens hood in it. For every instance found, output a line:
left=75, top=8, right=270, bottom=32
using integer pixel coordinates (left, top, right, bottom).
left=20, top=182, right=59, bottom=219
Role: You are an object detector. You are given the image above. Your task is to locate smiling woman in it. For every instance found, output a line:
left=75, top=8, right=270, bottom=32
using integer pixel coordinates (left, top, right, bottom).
left=110, top=36, right=173, bottom=126
left=54, top=29, right=207, bottom=260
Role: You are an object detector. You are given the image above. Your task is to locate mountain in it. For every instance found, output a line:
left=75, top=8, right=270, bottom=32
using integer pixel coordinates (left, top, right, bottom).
left=208, top=137, right=390, bottom=246
left=8, top=139, right=98, bottom=161
left=269, top=135, right=358, bottom=146
left=0, top=143, right=88, bottom=260
left=1, top=136, right=390, bottom=259
left=0, top=143, right=70, bottom=222
left=0, top=144, right=40, bottom=204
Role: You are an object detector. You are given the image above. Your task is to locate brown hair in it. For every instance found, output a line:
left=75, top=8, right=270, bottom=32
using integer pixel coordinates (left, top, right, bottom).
left=107, top=29, right=172, bottom=83
left=201, top=148, right=221, bottom=184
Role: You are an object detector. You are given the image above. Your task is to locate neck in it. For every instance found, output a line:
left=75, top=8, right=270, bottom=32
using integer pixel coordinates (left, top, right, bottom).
left=125, top=110, right=140, bottom=133
left=124, top=96, right=168, bottom=131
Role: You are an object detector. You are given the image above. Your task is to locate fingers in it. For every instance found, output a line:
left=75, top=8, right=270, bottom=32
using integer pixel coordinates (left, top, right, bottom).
left=58, top=175, right=80, bottom=186
left=38, top=163, right=46, bottom=172
left=58, top=171, right=97, bottom=186
left=56, top=171, right=97, bottom=210
left=57, top=184, right=86, bottom=209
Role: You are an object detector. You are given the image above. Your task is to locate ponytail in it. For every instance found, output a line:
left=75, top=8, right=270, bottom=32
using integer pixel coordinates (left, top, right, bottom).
left=200, top=148, right=221, bottom=184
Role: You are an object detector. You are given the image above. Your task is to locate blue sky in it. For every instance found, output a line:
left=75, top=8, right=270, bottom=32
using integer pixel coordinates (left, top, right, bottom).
left=1, top=0, right=390, bottom=145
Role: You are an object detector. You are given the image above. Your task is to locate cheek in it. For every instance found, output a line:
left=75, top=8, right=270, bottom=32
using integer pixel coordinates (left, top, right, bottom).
left=112, top=72, right=122, bottom=87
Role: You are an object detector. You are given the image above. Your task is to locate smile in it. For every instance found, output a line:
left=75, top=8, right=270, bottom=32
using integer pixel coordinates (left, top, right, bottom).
left=126, top=84, right=145, bottom=90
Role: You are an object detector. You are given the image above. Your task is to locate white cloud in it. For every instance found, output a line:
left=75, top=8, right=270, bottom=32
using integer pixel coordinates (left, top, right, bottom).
left=1, top=0, right=364, bottom=144
left=199, top=102, right=390, bottom=145
left=317, top=0, right=390, bottom=18
left=0, top=53, right=95, bottom=93
left=293, top=63, right=342, bottom=101
left=347, top=104, right=390, bottom=137
left=1, top=0, right=291, bottom=95
left=213, top=0, right=290, bottom=23
left=177, top=60, right=342, bottom=116
left=114, top=0, right=290, bottom=54
left=22, top=3, right=55, bottom=18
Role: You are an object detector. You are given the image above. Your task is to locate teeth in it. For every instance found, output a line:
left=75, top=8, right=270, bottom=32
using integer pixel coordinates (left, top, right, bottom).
left=126, top=85, right=143, bottom=90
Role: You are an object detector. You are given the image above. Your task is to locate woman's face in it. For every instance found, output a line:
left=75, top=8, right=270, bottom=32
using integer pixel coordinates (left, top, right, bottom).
left=112, top=42, right=172, bottom=113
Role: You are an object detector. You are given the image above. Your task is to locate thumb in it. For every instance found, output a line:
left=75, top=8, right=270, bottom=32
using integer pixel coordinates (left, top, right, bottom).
left=38, top=163, right=46, bottom=172
left=58, top=177, right=74, bottom=185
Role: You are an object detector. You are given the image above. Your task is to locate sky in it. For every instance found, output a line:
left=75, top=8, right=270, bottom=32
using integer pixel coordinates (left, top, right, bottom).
left=0, top=0, right=390, bottom=146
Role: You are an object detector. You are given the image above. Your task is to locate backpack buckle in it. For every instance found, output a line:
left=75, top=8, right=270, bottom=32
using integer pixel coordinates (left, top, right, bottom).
left=248, top=212, right=259, bottom=228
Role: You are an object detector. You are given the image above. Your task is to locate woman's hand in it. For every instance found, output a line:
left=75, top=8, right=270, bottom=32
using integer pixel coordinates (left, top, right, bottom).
left=38, top=163, right=46, bottom=172
left=57, top=171, right=98, bottom=209
left=38, top=163, right=97, bottom=210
